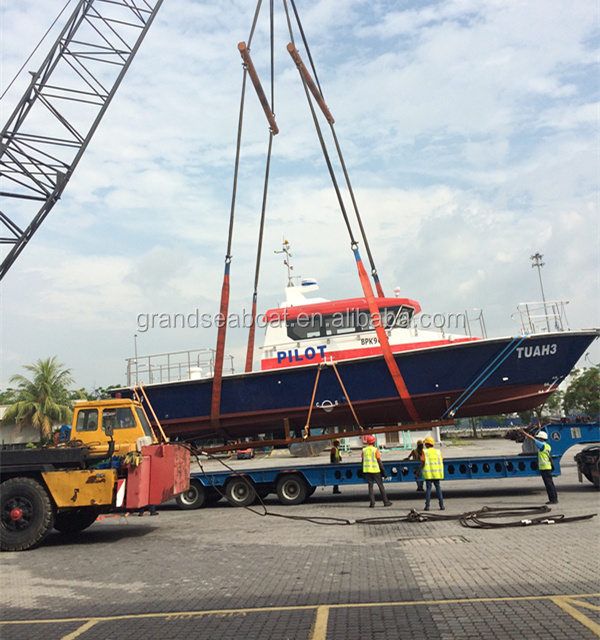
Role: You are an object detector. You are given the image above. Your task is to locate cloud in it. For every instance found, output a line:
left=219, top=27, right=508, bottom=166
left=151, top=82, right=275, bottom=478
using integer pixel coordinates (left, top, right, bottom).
left=1, top=0, right=598, bottom=390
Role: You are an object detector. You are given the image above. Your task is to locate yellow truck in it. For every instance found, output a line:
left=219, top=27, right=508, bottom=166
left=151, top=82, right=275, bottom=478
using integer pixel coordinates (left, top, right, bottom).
left=0, top=398, right=190, bottom=551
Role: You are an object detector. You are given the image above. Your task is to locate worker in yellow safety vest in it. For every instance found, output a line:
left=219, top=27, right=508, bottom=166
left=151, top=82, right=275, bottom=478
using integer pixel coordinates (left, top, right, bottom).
left=520, top=428, right=558, bottom=504
left=330, top=439, right=342, bottom=495
left=362, top=435, right=392, bottom=508
left=416, top=436, right=445, bottom=511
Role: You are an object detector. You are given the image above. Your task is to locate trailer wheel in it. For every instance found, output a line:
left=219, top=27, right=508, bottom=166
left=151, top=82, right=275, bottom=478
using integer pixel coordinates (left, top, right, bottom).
left=54, top=507, right=101, bottom=534
left=1, top=477, right=55, bottom=552
left=225, top=477, right=256, bottom=507
left=276, top=474, right=308, bottom=505
left=176, top=479, right=209, bottom=510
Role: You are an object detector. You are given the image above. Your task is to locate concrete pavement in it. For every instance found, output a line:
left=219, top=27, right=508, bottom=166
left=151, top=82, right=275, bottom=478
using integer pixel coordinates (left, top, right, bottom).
left=1, top=437, right=598, bottom=639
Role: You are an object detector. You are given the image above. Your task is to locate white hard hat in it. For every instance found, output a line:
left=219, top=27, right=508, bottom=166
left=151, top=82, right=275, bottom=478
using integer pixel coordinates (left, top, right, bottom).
left=536, top=431, right=548, bottom=440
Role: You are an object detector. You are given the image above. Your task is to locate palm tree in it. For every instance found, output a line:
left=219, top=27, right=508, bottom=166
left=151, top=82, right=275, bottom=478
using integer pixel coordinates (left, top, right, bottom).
left=3, top=357, right=75, bottom=442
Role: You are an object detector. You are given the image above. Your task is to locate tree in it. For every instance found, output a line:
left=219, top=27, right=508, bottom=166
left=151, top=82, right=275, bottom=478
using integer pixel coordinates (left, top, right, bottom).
left=2, top=357, right=75, bottom=442
left=563, top=367, right=600, bottom=417
left=0, top=387, right=19, bottom=404
left=519, top=389, right=565, bottom=425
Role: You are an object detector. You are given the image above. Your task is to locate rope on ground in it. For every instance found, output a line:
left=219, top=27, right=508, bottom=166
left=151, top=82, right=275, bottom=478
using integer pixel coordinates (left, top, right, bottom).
left=188, top=449, right=597, bottom=528
left=458, top=505, right=597, bottom=528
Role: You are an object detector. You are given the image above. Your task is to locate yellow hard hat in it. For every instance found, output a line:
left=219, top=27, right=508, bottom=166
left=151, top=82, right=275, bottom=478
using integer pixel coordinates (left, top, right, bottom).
left=416, top=440, right=423, bottom=445
left=424, top=436, right=435, bottom=446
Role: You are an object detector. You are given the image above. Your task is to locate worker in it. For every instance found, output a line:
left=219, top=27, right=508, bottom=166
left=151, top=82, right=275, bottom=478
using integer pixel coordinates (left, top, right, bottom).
left=405, top=439, right=424, bottom=491
left=520, top=428, right=558, bottom=504
left=330, top=439, right=342, bottom=494
left=362, top=435, right=392, bottom=508
left=138, top=504, right=158, bottom=516
left=417, top=436, right=445, bottom=511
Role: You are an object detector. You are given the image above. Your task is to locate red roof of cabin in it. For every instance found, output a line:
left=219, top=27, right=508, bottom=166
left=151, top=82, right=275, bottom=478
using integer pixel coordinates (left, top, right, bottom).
left=265, top=297, right=422, bottom=322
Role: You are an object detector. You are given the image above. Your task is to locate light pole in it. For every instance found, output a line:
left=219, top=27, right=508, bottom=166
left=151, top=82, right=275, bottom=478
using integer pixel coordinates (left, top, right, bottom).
left=134, top=334, right=139, bottom=384
left=530, top=252, right=550, bottom=332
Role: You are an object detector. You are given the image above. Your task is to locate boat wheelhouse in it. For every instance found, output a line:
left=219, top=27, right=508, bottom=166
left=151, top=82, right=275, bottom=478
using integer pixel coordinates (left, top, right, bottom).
left=260, top=279, right=478, bottom=370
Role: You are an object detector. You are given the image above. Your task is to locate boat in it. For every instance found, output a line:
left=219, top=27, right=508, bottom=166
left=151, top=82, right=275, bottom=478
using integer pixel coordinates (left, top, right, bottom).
left=117, top=267, right=599, bottom=442
left=114, top=18, right=598, bottom=442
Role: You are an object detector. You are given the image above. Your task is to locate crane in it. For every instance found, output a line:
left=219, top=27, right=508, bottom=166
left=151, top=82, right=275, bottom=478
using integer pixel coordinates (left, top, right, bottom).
left=0, top=0, right=164, bottom=280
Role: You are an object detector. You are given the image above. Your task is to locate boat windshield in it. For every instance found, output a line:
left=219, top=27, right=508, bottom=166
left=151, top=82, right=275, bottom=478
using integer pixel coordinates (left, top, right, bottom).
left=286, top=306, right=414, bottom=340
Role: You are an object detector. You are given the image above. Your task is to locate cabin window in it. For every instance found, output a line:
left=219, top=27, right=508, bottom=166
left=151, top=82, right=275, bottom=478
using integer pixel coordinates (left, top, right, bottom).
left=135, top=407, right=155, bottom=438
left=285, top=306, right=414, bottom=340
left=102, top=408, right=136, bottom=431
left=382, top=306, right=413, bottom=329
left=286, top=313, right=323, bottom=340
left=76, top=409, right=98, bottom=432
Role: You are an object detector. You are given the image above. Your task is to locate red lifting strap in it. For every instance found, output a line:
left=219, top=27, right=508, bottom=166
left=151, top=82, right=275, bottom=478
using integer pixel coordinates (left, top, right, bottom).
left=210, top=264, right=231, bottom=429
left=244, top=295, right=258, bottom=373
left=353, top=247, right=421, bottom=422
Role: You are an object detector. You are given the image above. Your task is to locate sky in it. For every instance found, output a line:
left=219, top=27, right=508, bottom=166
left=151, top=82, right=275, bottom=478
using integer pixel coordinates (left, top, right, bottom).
left=1, top=0, right=599, bottom=392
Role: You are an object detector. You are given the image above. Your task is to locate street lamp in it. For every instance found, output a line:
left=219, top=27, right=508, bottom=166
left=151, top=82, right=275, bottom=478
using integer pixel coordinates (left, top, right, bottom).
left=530, top=252, right=550, bottom=332
left=134, top=334, right=139, bottom=384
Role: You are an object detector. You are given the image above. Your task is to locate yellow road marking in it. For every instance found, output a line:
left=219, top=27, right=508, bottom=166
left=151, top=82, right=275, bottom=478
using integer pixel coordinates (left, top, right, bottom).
left=309, top=605, right=330, bottom=640
left=567, top=598, right=600, bottom=612
left=1, top=593, right=598, bottom=628
left=550, top=596, right=600, bottom=637
left=60, top=619, right=99, bottom=640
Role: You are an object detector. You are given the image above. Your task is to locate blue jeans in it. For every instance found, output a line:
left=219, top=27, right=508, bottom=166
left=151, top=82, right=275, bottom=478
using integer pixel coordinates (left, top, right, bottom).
left=541, top=470, right=558, bottom=503
left=425, top=479, right=444, bottom=508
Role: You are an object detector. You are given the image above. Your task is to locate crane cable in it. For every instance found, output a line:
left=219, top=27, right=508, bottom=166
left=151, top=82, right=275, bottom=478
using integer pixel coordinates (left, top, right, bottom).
left=0, top=0, right=74, bottom=101
left=210, top=2, right=259, bottom=433
left=283, top=2, right=420, bottom=422
left=245, top=0, right=277, bottom=372
left=287, top=0, right=385, bottom=298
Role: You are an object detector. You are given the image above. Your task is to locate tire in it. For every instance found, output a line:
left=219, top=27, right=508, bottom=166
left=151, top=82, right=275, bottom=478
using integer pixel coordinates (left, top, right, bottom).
left=54, top=507, right=101, bottom=534
left=1, top=477, right=56, bottom=552
left=225, top=477, right=256, bottom=507
left=176, top=478, right=209, bottom=510
left=276, top=474, right=308, bottom=505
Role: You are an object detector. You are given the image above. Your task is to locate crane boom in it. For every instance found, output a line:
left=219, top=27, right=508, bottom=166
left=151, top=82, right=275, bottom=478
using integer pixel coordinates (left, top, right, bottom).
left=0, top=0, right=164, bottom=280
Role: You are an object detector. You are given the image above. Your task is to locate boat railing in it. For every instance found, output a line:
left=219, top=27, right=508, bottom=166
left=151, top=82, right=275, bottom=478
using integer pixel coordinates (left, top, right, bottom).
left=461, top=308, right=488, bottom=339
left=414, top=308, right=487, bottom=339
left=511, top=300, right=570, bottom=335
left=126, top=348, right=235, bottom=386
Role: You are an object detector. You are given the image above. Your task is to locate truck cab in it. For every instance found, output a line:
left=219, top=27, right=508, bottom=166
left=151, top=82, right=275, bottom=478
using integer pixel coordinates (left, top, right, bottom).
left=1, top=397, right=189, bottom=552
left=71, top=398, right=158, bottom=457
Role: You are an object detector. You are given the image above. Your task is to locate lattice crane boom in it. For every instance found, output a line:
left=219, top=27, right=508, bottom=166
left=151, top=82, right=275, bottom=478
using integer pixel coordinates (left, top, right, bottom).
left=0, top=0, right=164, bottom=280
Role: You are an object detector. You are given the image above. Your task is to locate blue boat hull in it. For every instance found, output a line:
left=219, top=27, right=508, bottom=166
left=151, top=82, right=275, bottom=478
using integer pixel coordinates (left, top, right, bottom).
left=122, top=330, right=598, bottom=440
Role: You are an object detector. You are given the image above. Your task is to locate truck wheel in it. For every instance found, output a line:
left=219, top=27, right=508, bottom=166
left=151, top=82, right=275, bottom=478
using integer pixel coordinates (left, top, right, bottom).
left=276, top=474, right=308, bottom=505
left=1, top=477, right=55, bottom=552
left=54, top=507, right=101, bottom=534
left=225, top=477, right=256, bottom=507
left=176, top=478, right=208, bottom=510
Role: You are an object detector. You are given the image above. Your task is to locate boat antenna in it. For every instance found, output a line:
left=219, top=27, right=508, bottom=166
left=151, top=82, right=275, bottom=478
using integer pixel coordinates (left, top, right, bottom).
left=275, top=239, right=296, bottom=287
left=530, top=252, right=550, bottom=333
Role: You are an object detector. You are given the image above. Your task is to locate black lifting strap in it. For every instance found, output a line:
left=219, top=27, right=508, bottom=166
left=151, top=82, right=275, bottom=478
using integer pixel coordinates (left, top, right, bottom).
left=287, top=0, right=385, bottom=297
left=246, top=1, right=276, bottom=372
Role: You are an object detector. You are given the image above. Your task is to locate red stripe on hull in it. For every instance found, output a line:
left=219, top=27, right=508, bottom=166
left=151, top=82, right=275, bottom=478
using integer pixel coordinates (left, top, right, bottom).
left=161, top=383, right=552, bottom=441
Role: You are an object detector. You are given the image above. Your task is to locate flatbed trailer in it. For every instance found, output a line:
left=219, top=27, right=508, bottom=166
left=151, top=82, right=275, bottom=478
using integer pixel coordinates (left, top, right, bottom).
left=177, top=422, right=599, bottom=509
